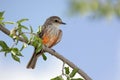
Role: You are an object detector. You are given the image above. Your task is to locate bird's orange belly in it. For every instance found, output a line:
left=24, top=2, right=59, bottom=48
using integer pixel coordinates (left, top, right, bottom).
left=42, top=35, right=57, bottom=48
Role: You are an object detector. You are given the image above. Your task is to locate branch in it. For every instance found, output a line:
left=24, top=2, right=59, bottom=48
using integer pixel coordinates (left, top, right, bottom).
left=0, top=24, right=27, bottom=43
left=0, top=24, right=92, bottom=80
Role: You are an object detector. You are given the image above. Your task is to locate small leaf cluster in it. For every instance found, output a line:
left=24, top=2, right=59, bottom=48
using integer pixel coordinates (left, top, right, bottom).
left=28, top=26, right=47, bottom=60
left=0, top=11, right=30, bottom=62
left=0, top=11, right=44, bottom=62
left=64, top=67, right=83, bottom=80
left=9, top=18, right=29, bottom=41
left=0, top=40, right=23, bottom=62
left=51, top=67, right=84, bottom=80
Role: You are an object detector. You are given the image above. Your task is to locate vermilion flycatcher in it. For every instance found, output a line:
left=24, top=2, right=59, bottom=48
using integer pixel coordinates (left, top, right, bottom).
left=27, top=16, right=66, bottom=69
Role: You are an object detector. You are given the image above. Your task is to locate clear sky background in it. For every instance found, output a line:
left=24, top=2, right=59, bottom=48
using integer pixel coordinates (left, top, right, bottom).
left=0, top=0, right=120, bottom=80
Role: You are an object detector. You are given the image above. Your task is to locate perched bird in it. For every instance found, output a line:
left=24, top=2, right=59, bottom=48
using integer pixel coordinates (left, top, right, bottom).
left=27, top=16, right=66, bottom=69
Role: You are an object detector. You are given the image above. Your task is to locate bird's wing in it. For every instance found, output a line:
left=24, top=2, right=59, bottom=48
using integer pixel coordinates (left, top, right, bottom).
left=56, top=29, right=63, bottom=44
left=50, top=29, right=62, bottom=47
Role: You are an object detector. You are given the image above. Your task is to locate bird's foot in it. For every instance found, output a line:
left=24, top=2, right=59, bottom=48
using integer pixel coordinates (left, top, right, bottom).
left=51, top=49, right=56, bottom=53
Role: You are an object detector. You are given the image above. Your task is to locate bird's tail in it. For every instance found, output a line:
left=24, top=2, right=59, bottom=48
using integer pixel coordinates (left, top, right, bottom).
left=27, top=49, right=44, bottom=69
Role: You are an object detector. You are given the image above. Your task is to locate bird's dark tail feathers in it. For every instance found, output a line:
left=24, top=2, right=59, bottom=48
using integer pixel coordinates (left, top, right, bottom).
left=27, top=49, right=44, bottom=69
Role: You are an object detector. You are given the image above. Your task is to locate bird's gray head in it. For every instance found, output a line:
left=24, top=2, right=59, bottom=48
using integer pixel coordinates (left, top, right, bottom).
left=44, top=16, right=66, bottom=27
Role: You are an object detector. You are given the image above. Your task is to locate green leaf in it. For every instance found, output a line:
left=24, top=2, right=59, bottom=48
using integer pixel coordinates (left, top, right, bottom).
left=3, top=21, right=14, bottom=24
left=32, top=38, right=38, bottom=47
left=0, top=17, right=4, bottom=23
left=31, top=36, right=42, bottom=47
left=0, top=41, right=11, bottom=56
left=0, top=11, right=4, bottom=23
left=11, top=54, right=20, bottom=62
left=71, top=78, right=84, bottom=80
left=37, top=26, right=42, bottom=34
left=21, top=34, right=28, bottom=41
left=17, top=24, right=28, bottom=30
left=70, top=68, right=79, bottom=78
left=0, top=48, right=11, bottom=52
left=42, top=53, right=47, bottom=61
left=29, top=25, right=33, bottom=33
left=0, top=48, right=11, bottom=56
left=32, top=40, right=37, bottom=47
left=36, top=43, right=42, bottom=53
left=20, top=43, right=27, bottom=51
left=17, top=18, right=28, bottom=24
left=11, top=48, right=23, bottom=56
left=0, top=11, right=4, bottom=18
left=28, top=35, right=33, bottom=44
left=20, top=25, right=29, bottom=30
left=51, top=76, right=64, bottom=80
left=17, top=27, right=22, bottom=35
left=65, top=67, right=70, bottom=74
left=0, top=40, right=9, bottom=49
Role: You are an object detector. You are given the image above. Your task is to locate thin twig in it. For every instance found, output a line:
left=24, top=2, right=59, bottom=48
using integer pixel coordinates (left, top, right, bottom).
left=0, top=24, right=92, bottom=80
left=62, top=62, right=65, bottom=75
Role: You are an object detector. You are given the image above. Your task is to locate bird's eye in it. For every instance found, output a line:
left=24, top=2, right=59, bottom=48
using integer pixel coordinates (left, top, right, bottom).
left=55, top=20, right=58, bottom=22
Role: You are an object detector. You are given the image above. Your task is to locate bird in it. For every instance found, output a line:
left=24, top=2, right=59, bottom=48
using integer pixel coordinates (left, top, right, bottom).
left=27, top=16, right=66, bottom=69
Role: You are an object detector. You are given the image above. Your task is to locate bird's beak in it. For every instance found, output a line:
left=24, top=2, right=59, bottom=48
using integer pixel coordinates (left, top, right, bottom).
left=61, top=22, right=66, bottom=25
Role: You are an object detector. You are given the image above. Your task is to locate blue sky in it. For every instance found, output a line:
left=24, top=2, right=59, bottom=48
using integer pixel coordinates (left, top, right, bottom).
left=0, top=0, right=120, bottom=80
